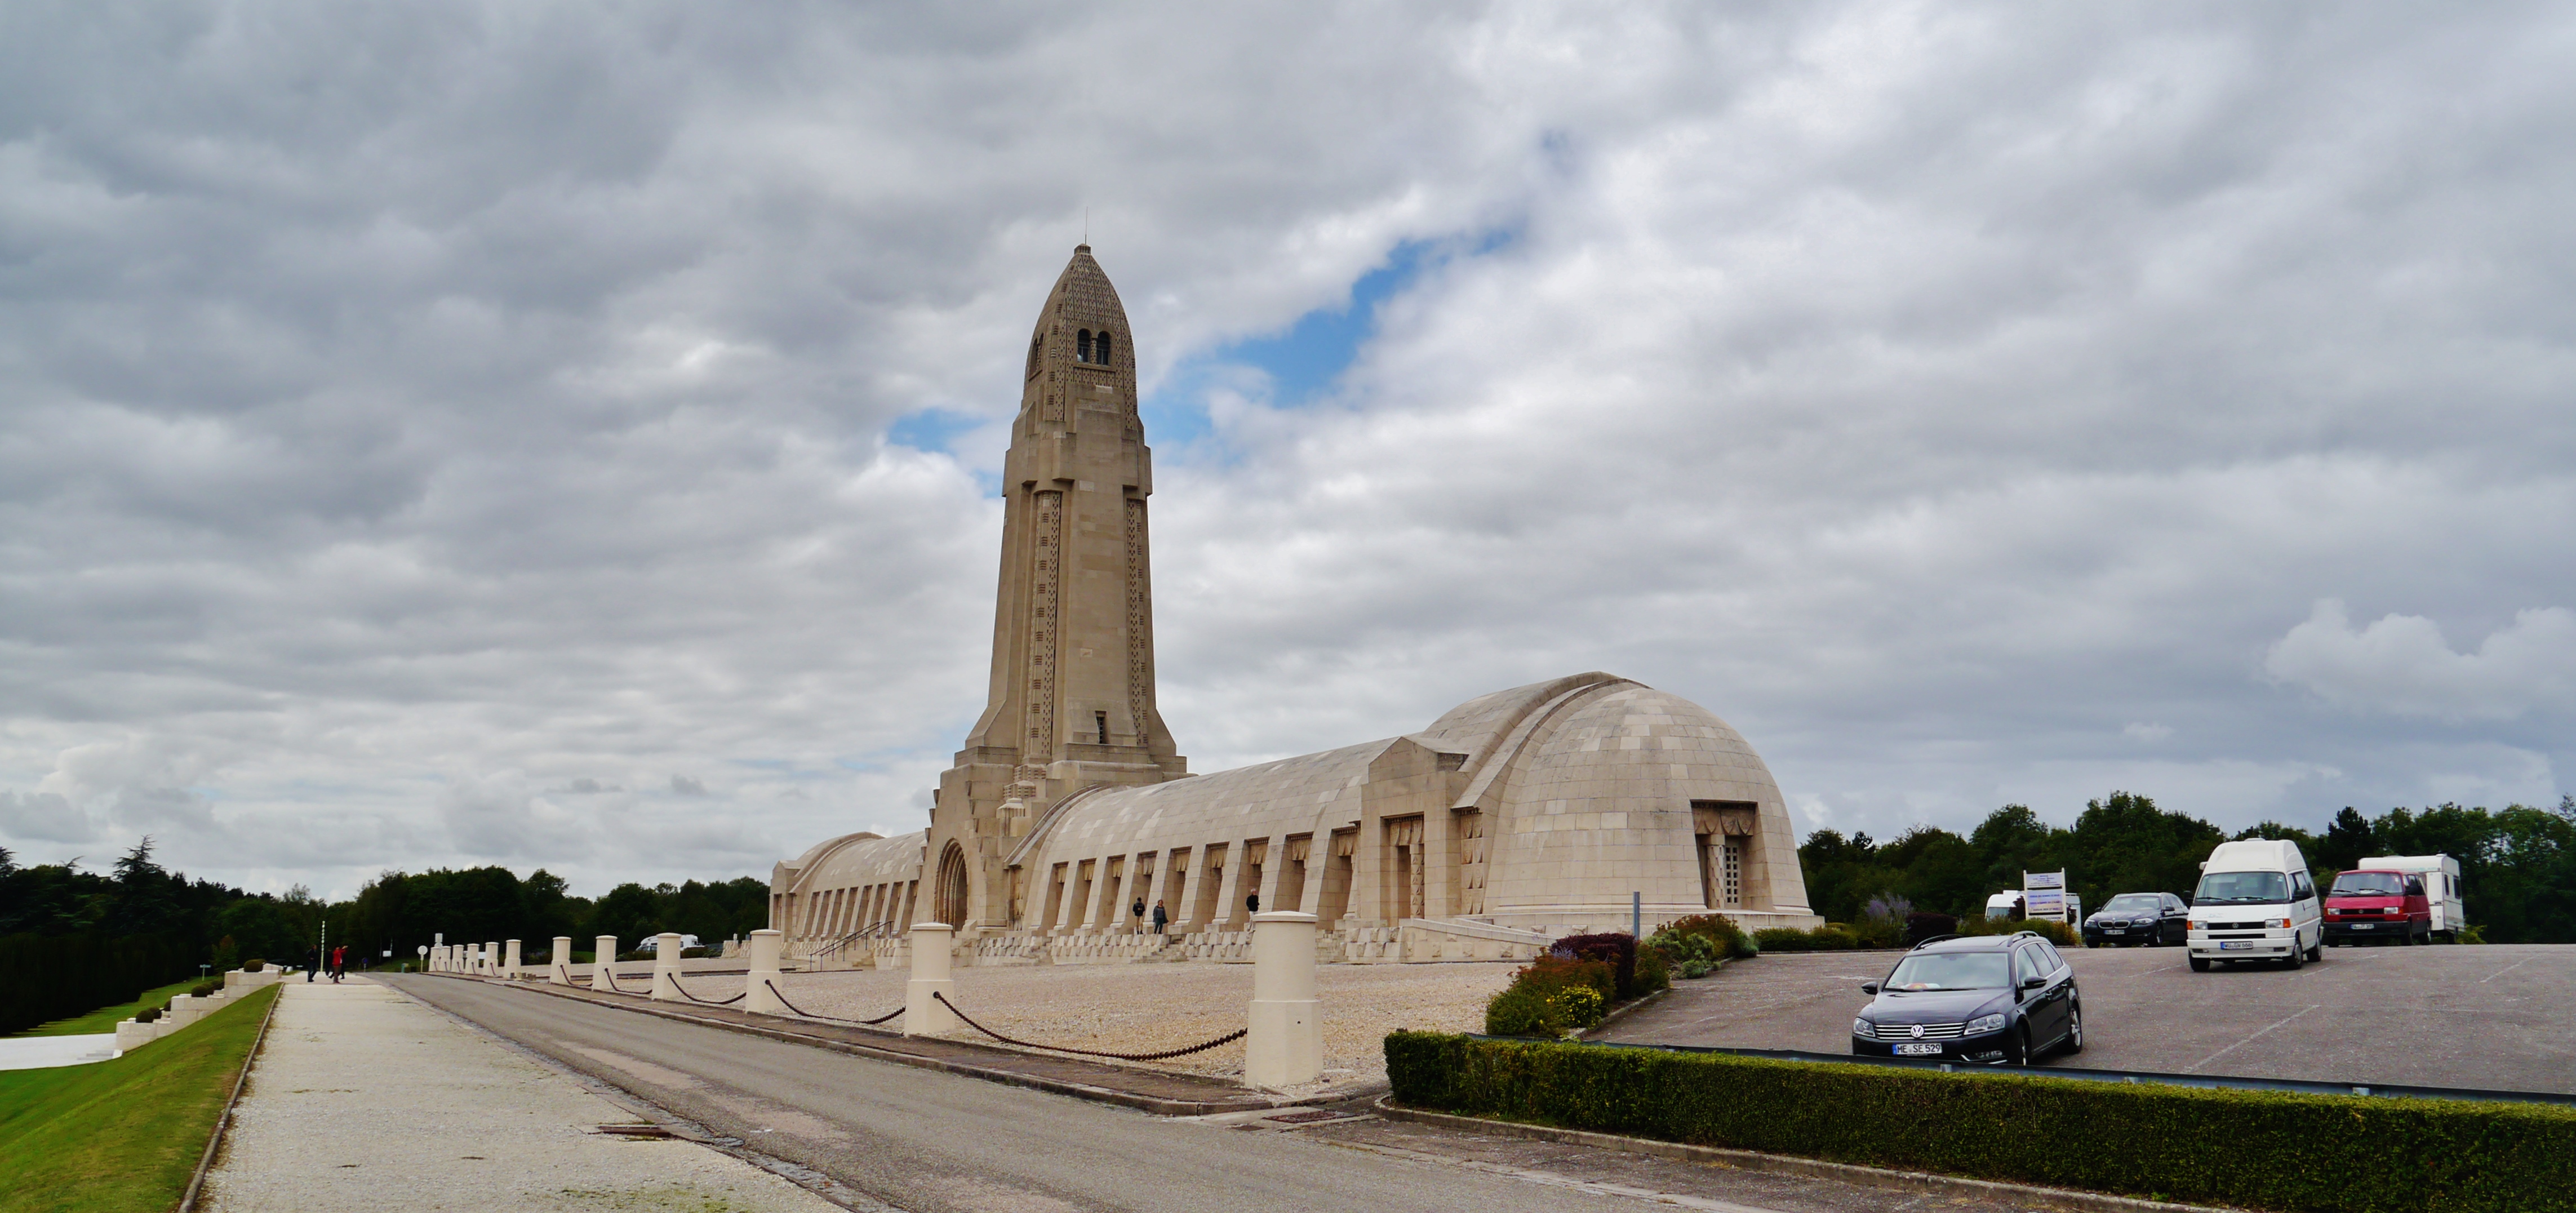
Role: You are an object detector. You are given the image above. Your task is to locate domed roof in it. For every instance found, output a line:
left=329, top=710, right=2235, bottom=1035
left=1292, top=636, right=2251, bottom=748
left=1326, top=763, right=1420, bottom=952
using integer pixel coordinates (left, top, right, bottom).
left=1504, top=685, right=1782, bottom=813
left=791, top=830, right=925, bottom=892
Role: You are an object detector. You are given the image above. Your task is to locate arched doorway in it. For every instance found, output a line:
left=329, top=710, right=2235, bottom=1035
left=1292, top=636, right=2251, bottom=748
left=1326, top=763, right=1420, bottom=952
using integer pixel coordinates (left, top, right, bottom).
left=934, top=842, right=969, bottom=928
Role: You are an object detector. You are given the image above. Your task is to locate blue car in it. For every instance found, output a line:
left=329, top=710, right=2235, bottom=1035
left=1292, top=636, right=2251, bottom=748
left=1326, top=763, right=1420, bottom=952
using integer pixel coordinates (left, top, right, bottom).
left=1850, top=932, right=2083, bottom=1066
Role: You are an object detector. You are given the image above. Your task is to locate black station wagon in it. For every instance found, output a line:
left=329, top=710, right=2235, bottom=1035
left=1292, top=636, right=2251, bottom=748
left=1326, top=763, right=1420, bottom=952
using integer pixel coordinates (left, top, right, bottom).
left=1849, top=932, right=2082, bottom=1066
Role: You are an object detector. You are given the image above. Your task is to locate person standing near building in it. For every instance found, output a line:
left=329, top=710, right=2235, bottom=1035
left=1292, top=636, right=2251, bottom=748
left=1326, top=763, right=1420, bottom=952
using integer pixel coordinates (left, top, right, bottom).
left=1151, top=900, right=1168, bottom=935
left=1246, top=892, right=1259, bottom=916
left=1131, top=896, right=1145, bottom=930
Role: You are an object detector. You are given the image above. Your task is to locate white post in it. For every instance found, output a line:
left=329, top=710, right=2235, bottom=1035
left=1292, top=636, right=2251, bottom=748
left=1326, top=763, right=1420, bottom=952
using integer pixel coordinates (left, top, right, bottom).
left=903, top=922, right=962, bottom=1036
left=744, top=929, right=786, bottom=1016
left=549, top=936, right=574, bottom=985
left=651, top=932, right=683, bottom=1001
left=593, top=935, right=619, bottom=992
left=504, top=939, right=523, bottom=980
left=1245, top=911, right=1322, bottom=1088
left=485, top=941, right=500, bottom=976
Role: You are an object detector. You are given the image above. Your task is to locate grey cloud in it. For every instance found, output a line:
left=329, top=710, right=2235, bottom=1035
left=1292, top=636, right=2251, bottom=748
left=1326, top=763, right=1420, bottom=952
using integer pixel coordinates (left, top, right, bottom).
left=0, top=791, right=92, bottom=843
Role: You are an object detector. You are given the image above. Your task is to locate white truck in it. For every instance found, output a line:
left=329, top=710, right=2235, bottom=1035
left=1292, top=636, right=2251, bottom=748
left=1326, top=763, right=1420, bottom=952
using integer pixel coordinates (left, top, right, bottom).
left=2354, top=854, right=2467, bottom=941
left=2187, top=838, right=2324, bottom=970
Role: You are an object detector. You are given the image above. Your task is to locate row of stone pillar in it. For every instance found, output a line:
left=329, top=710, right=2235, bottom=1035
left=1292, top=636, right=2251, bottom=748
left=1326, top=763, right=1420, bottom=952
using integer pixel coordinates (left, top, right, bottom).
left=426, top=913, right=1325, bottom=1088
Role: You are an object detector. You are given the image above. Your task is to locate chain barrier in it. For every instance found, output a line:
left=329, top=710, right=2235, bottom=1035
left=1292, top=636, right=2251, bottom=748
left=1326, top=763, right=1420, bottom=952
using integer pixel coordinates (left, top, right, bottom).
left=596, top=967, right=627, bottom=994
left=931, top=991, right=1247, bottom=1061
left=670, top=975, right=747, bottom=1006
left=766, top=980, right=904, bottom=1026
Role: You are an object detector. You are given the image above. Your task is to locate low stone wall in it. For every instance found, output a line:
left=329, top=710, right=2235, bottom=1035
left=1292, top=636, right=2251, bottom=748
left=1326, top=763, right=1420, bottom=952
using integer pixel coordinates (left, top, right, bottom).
left=116, top=967, right=272, bottom=1052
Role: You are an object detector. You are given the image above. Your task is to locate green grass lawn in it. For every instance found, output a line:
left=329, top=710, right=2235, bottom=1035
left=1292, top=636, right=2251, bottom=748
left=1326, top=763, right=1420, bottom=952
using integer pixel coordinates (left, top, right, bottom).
left=0, top=982, right=278, bottom=1213
left=10, top=980, right=204, bottom=1038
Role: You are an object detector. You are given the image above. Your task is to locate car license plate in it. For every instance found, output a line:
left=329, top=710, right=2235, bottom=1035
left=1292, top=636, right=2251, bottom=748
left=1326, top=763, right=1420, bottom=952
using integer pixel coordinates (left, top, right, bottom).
left=1894, top=1043, right=1943, bottom=1056
left=2104, top=928, right=2126, bottom=934
left=2351, top=923, right=2374, bottom=930
left=2220, top=941, right=2253, bottom=950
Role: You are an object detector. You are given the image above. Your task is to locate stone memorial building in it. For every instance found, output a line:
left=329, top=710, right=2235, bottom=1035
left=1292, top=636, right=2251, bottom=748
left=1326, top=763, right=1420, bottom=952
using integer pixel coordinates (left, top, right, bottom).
left=772, top=246, right=1819, bottom=967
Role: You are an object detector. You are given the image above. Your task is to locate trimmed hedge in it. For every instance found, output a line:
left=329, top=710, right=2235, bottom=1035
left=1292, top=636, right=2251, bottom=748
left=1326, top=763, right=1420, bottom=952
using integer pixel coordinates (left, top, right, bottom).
left=1384, top=1033, right=2576, bottom=1213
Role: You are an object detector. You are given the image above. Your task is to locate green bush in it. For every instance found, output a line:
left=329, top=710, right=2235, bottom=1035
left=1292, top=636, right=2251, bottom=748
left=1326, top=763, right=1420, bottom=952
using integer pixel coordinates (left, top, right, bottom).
left=188, top=981, right=220, bottom=999
left=1752, top=925, right=1860, bottom=952
left=1849, top=916, right=1904, bottom=949
left=1483, top=956, right=1614, bottom=1037
left=1484, top=983, right=1561, bottom=1037
left=1633, top=943, right=1671, bottom=992
left=1384, top=1033, right=2576, bottom=1213
left=1648, top=915, right=1753, bottom=974
left=2459, top=925, right=2489, bottom=944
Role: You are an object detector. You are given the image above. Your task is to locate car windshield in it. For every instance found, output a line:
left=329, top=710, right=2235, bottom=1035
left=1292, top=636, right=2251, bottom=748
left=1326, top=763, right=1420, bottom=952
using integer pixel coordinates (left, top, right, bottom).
left=2104, top=894, right=2160, bottom=912
left=2194, top=870, right=2290, bottom=904
left=2331, top=872, right=2406, bottom=896
left=1882, top=952, right=2011, bottom=992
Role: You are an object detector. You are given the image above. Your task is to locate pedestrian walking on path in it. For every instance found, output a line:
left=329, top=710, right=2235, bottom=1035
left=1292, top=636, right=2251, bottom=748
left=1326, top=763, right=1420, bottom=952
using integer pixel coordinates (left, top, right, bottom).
left=1131, top=896, right=1145, bottom=930
left=1152, top=900, right=1168, bottom=934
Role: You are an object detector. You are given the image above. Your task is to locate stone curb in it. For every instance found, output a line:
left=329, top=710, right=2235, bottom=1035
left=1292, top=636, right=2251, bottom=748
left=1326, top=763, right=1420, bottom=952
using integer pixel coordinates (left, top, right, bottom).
left=454, top=974, right=1353, bottom=1117
left=1582, top=985, right=1672, bottom=1037
left=1369, top=1098, right=2245, bottom=1213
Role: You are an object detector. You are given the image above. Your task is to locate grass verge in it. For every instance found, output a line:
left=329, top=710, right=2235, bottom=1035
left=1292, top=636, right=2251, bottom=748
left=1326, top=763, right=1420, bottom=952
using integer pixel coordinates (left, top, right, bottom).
left=10, top=980, right=203, bottom=1038
left=0, top=982, right=277, bottom=1213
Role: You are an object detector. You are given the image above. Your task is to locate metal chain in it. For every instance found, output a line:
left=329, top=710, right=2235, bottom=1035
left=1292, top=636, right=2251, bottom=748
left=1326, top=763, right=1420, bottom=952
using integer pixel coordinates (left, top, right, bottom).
left=670, top=975, right=747, bottom=1006
left=931, top=991, right=1246, bottom=1061
left=766, top=980, right=904, bottom=1026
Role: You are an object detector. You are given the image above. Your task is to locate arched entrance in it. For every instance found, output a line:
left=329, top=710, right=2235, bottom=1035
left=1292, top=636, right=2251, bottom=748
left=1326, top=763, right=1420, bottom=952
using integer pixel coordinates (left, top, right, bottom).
left=934, top=842, right=970, bottom=928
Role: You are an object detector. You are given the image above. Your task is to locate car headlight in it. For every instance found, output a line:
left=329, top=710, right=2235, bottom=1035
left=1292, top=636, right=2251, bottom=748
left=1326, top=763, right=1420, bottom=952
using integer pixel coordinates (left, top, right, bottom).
left=1966, top=1013, right=2006, bottom=1036
left=1853, top=1018, right=1872, bottom=1037
left=2187, top=920, right=2203, bottom=930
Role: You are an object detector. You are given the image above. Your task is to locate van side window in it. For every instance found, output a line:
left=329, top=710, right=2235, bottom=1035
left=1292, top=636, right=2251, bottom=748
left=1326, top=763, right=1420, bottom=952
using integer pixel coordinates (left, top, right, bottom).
left=2035, top=940, right=2065, bottom=972
left=2405, top=876, right=2424, bottom=896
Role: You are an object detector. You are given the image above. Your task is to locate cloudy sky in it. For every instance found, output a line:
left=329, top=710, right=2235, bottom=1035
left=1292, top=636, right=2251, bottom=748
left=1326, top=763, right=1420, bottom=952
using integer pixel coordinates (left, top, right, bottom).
left=5, top=3, right=2572, bottom=900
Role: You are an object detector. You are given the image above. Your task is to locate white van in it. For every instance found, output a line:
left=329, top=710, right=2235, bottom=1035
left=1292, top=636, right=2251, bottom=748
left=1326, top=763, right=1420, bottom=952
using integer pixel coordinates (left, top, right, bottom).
left=2186, top=839, right=2323, bottom=971
left=2356, top=854, right=2467, bottom=940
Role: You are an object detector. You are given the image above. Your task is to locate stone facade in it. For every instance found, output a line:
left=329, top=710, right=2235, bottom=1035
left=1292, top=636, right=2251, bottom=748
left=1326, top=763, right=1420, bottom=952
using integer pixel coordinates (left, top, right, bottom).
left=771, top=246, right=1819, bottom=965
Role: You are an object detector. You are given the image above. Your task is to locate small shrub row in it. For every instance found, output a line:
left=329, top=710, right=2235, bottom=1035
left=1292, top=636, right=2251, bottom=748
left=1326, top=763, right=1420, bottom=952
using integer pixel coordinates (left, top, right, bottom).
left=1485, top=956, right=1614, bottom=1037
left=1646, top=915, right=1753, bottom=977
left=1751, top=925, right=1862, bottom=952
left=1384, top=1033, right=2576, bottom=1213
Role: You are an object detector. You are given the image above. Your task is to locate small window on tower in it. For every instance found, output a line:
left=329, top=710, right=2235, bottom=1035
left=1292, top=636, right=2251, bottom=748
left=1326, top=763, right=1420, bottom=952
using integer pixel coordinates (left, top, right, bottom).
left=1095, top=332, right=1113, bottom=365
left=1095, top=710, right=1109, bottom=745
left=1077, top=330, right=1094, bottom=364
left=1026, top=335, right=1044, bottom=380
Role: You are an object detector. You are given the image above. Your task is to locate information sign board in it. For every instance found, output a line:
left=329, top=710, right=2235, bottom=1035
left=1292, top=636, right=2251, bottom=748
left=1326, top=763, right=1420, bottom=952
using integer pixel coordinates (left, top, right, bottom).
left=2023, top=870, right=2068, bottom=921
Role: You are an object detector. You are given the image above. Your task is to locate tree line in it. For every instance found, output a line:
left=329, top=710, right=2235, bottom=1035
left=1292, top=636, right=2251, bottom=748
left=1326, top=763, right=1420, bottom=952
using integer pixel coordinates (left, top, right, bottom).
left=1798, top=793, right=2576, bottom=944
left=1, top=838, right=775, bottom=974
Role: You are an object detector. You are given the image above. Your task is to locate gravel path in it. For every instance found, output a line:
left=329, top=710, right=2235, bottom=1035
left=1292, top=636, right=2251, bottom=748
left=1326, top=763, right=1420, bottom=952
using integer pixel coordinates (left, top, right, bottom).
left=664, top=961, right=1516, bottom=1083
left=205, top=979, right=840, bottom=1212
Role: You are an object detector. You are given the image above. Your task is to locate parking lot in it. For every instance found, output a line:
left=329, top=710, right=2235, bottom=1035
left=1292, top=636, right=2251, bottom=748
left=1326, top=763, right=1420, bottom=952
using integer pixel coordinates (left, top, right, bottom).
left=1600, top=943, right=2576, bottom=1094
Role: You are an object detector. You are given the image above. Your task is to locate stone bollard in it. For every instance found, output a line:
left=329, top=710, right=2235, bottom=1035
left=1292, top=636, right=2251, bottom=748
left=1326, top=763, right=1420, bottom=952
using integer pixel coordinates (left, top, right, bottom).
left=1245, top=911, right=1323, bottom=1088
left=903, top=923, right=962, bottom=1036
left=594, top=935, right=619, bottom=991
left=504, top=939, right=523, bottom=980
left=744, top=929, right=787, bottom=1016
left=485, top=941, right=500, bottom=976
left=651, top=932, right=683, bottom=1001
left=550, top=936, right=574, bottom=985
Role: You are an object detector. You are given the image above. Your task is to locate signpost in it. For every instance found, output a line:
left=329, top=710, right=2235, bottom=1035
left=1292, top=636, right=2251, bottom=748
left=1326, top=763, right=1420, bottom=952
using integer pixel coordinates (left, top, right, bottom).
left=2023, top=870, right=2068, bottom=922
left=415, top=944, right=428, bottom=974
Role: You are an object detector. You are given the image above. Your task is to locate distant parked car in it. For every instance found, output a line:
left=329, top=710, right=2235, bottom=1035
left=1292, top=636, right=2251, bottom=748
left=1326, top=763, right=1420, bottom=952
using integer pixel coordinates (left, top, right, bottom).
left=2324, top=869, right=2431, bottom=946
left=2083, top=892, right=2187, bottom=947
left=1850, top=932, right=2082, bottom=1066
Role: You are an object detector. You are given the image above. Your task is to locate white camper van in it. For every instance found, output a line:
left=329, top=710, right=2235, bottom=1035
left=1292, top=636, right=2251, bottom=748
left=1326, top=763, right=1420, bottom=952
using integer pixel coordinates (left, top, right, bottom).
left=2355, top=854, right=2467, bottom=940
left=2186, top=838, right=2323, bottom=971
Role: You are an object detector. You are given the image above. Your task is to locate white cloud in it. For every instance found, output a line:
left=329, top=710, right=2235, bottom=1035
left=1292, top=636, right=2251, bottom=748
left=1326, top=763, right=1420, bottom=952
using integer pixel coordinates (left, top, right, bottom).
left=2265, top=601, right=2576, bottom=721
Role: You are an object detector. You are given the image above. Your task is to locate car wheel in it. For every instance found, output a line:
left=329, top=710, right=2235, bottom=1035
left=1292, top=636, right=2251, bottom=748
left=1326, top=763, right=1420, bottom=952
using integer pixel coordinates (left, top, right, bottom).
left=2189, top=956, right=2210, bottom=972
left=2306, top=937, right=2322, bottom=962
left=2008, top=1027, right=2031, bottom=1067
left=2285, top=943, right=2303, bottom=970
left=2062, top=1005, right=2084, bottom=1055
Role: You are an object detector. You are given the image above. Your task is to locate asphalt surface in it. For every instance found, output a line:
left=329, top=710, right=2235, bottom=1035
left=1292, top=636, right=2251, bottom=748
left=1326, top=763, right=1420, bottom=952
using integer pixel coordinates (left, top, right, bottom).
left=1606, top=943, right=2576, bottom=1092
left=386, top=974, right=2087, bottom=1213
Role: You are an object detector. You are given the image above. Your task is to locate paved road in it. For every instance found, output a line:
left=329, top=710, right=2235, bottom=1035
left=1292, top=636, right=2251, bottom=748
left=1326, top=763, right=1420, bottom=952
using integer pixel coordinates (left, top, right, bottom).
left=387, top=975, right=2077, bottom=1213
left=1606, top=944, right=2576, bottom=1092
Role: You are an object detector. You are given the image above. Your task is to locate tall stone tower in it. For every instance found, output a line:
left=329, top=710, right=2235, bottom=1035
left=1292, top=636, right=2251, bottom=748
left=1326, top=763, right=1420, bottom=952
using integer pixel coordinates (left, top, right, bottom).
left=925, top=246, right=1185, bottom=932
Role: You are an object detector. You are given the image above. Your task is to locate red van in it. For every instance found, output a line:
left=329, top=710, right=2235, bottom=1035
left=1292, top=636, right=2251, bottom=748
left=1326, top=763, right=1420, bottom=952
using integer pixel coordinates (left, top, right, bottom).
left=2323, top=869, right=2431, bottom=945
